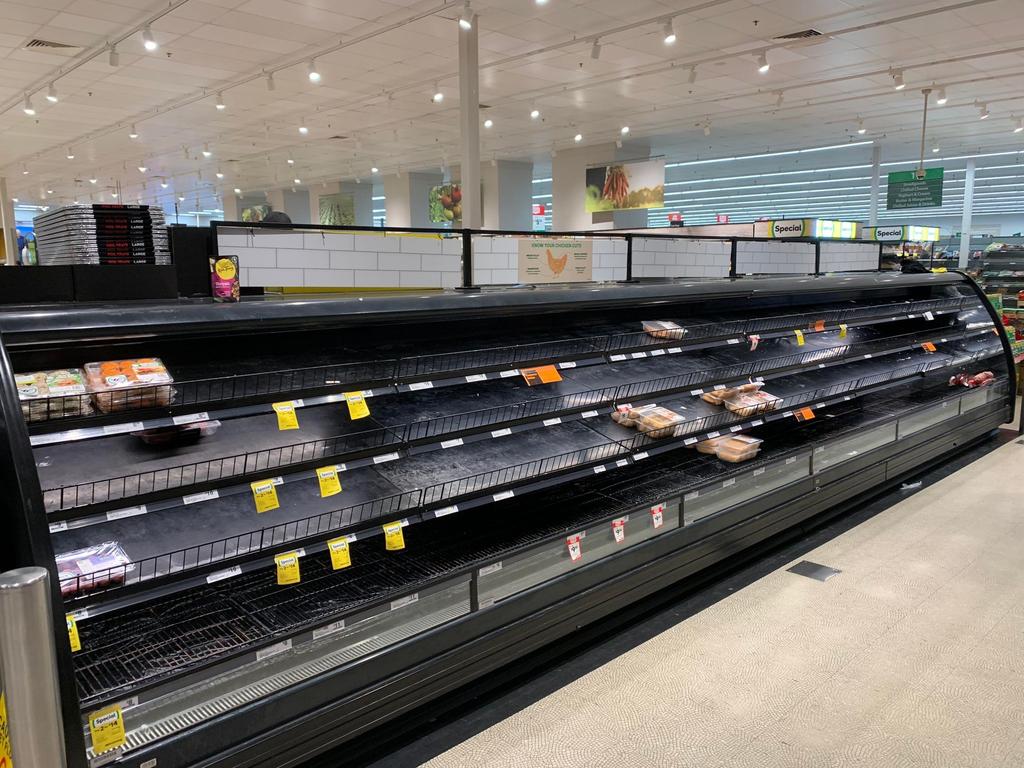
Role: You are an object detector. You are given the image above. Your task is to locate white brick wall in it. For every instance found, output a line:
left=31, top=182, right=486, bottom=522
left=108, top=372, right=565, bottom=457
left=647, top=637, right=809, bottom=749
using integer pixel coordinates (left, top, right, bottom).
left=217, top=228, right=463, bottom=289
left=819, top=241, right=880, bottom=272
left=632, top=237, right=730, bottom=278
left=469, top=235, right=627, bottom=284
left=735, top=240, right=815, bottom=275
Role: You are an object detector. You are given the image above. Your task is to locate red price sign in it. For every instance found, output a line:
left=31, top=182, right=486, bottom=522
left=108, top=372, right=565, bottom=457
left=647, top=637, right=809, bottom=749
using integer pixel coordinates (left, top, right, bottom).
left=667, top=213, right=683, bottom=223
left=716, top=214, right=730, bottom=224
left=532, top=203, right=546, bottom=216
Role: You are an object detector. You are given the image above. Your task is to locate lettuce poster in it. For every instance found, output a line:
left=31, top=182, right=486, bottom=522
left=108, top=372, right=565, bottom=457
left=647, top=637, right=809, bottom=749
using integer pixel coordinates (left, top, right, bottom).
left=585, top=158, right=665, bottom=212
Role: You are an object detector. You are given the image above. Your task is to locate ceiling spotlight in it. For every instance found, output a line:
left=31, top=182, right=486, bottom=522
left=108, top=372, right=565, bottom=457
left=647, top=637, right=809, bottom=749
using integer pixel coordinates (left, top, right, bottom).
left=293, top=178, right=301, bottom=185
left=299, top=125, right=309, bottom=135
left=108, top=44, right=119, bottom=66
left=142, top=24, right=157, bottom=51
left=590, top=39, right=601, bottom=60
left=856, top=117, right=866, bottom=134
left=615, top=139, right=623, bottom=149
left=574, top=132, right=583, bottom=142
left=663, top=19, right=676, bottom=45
left=978, top=102, right=989, bottom=119
left=459, top=0, right=473, bottom=30
left=483, top=118, right=493, bottom=128
left=11, top=198, right=17, bottom=203
left=89, top=177, right=97, bottom=184
left=233, top=187, right=241, bottom=194
left=215, top=171, right=224, bottom=179
left=687, top=66, right=697, bottom=84
left=892, top=69, right=905, bottom=90
left=757, top=52, right=769, bottom=73
left=111, top=192, right=118, bottom=198
left=936, top=87, right=947, bottom=105
left=66, top=147, right=75, bottom=160
left=775, top=91, right=784, bottom=107
left=21, top=166, right=29, bottom=175
left=287, top=156, right=295, bottom=165
left=432, top=84, right=444, bottom=102
left=307, top=59, right=321, bottom=83
left=129, top=124, right=139, bottom=138
left=1015, top=118, right=1024, bottom=133
left=266, top=71, right=275, bottom=91
left=160, top=180, right=168, bottom=188
left=932, top=144, right=940, bottom=153
left=22, top=94, right=35, bottom=116
left=46, top=189, right=53, bottom=194
left=138, top=165, right=148, bottom=173
left=371, top=166, right=379, bottom=173
left=178, top=195, right=185, bottom=202
left=536, top=0, right=548, bottom=4
left=530, top=108, right=540, bottom=119
left=703, top=121, right=712, bottom=137
left=215, top=92, right=226, bottom=110
left=46, top=82, right=58, bottom=103
left=620, top=125, right=630, bottom=135
left=202, top=144, right=212, bottom=158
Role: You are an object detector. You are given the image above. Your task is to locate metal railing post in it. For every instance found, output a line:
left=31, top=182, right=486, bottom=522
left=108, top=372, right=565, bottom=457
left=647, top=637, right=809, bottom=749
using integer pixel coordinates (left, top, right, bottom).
left=461, top=229, right=473, bottom=288
left=0, top=567, right=68, bottom=768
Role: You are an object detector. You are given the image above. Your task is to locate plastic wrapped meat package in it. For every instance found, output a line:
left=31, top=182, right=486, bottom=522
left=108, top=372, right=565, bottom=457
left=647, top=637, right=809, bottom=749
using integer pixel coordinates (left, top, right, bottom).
left=642, top=320, right=686, bottom=340
left=84, top=357, right=176, bottom=412
left=56, top=541, right=133, bottom=597
left=701, top=381, right=762, bottom=406
left=715, top=435, right=763, bottom=463
left=723, top=390, right=782, bottom=417
left=16, top=368, right=93, bottom=422
left=611, top=403, right=685, bottom=438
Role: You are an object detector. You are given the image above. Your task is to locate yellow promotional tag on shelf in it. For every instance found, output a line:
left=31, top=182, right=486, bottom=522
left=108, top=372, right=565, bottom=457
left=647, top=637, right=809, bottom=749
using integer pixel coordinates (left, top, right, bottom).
left=272, top=401, right=300, bottom=431
left=316, top=466, right=343, bottom=497
left=0, top=693, right=11, bottom=767
left=274, top=551, right=301, bottom=585
left=88, top=704, right=127, bottom=755
left=839, top=323, right=848, bottom=339
left=383, top=521, right=406, bottom=551
left=344, top=391, right=370, bottom=420
left=67, top=613, right=81, bottom=653
left=794, top=329, right=805, bottom=346
left=250, top=480, right=280, bottom=513
left=327, top=537, right=352, bottom=569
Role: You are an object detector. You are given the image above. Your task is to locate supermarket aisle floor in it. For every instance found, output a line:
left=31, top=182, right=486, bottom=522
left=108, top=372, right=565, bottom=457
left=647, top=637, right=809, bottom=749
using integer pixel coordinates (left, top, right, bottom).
left=371, top=425, right=1024, bottom=768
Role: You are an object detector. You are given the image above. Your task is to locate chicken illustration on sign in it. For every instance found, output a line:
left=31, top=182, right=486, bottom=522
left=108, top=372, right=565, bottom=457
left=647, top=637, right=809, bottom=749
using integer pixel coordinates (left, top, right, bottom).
left=517, top=238, right=593, bottom=284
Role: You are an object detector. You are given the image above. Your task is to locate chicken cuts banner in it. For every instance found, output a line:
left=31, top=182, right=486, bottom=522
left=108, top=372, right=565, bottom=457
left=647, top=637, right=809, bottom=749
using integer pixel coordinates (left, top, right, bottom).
left=585, top=158, right=665, bottom=213
left=517, top=237, right=593, bottom=284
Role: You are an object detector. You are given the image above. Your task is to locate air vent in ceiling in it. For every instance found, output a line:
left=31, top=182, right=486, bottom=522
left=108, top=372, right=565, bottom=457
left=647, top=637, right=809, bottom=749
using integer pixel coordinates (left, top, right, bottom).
left=25, top=38, right=80, bottom=50
left=774, top=29, right=822, bottom=40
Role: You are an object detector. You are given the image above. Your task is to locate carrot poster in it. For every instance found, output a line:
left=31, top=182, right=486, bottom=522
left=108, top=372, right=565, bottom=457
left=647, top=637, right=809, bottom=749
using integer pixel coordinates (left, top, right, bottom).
left=517, top=238, right=592, bottom=284
left=585, top=157, right=665, bottom=213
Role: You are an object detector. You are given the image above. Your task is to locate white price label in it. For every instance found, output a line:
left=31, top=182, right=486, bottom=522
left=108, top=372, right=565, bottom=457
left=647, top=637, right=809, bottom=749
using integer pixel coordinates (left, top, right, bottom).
left=723, top=478, right=736, bottom=488
left=106, top=505, right=147, bottom=521
left=183, top=489, right=219, bottom=505
left=593, top=465, right=606, bottom=474
left=479, top=562, right=504, bottom=576
left=499, top=369, right=519, bottom=378
left=707, top=431, right=721, bottom=439
left=786, top=456, right=798, bottom=464
left=441, top=438, right=464, bottom=449
left=924, top=311, right=935, bottom=321
left=408, top=381, right=434, bottom=391
left=631, top=352, right=647, bottom=359
left=650, top=503, right=665, bottom=529
left=615, top=459, right=629, bottom=467
left=727, top=338, right=741, bottom=345
left=690, top=389, right=704, bottom=396
left=207, top=565, right=242, bottom=583
left=667, top=347, right=682, bottom=354
left=312, top=620, right=346, bottom=640
left=391, top=594, right=419, bottom=610
left=581, top=410, right=600, bottom=418
left=465, top=373, right=488, bottom=383
left=543, top=417, right=562, bottom=426
left=491, top=428, right=512, bottom=438
left=612, top=519, right=626, bottom=543
left=684, top=491, right=699, bottom=501
left=373, top=452, right=401, bottom=464
left=609, top=354, right=627, bottom=362
left=172, top=412, right=209, bottom=425
left=103, top=421, right=143, bottom=435
left=634, top=451, right=649, bottom=460
left=683, top=437, right=698, bottom=445
left=558, top=361, right=577, bottom=369
left=754, top=467, right=766, bottom=476
left=256, top=639, right=292, bottom=661
left=650, top=349, right=666, bottom=356
left=730, top=425, right=742, bottom=432
left=566, top=535, right=583, bottom=562
left=49, top=521, right=68, bottom=533
left=433, top=505, right=459, bottom=517
left=493, top=490, right=515, bottom=502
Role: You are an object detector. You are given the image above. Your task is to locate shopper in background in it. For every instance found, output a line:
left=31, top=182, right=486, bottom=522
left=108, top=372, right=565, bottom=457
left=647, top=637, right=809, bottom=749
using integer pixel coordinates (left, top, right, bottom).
left=263, top=211, right=292, bottom=225
left=899, top=257, right=930, bottom=274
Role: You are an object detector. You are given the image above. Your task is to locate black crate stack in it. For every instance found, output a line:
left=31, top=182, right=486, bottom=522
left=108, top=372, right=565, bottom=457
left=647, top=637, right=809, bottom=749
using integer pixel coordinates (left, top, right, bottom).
left=34, top=204, right=171, bottom=266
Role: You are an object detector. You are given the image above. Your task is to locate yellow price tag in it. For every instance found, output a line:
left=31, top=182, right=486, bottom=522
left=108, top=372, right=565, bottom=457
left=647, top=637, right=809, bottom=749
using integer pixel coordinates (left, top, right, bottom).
left=316, top=466, right=343, bottom=498
left=327, top=537, right=352, bottom=569
left=344, top=391, right=370, bottom=420
left=274, top=551, right=301, bottom=585
left=272, top=401, right=300, bottom=431
left=794, top=329, right=805, bottom=346
left=250, top=480, right=280, bottom=513
left=67, top=613, right=81, bottom=653
left=0, top=693, right=11, bottom=767
left=383, top=521, right=406, bottom=551
left=839, top=323, right=848, bottom=339
left=88, top=704, right=127, bottom=755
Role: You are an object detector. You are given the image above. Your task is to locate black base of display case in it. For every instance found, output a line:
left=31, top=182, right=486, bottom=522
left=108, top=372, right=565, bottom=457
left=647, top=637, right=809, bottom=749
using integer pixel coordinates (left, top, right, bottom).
left=120, top=408, right=1004, bottom=768
left=72, top=264, right=179, bottom=302
left=0, top=265, right=75, bottom=304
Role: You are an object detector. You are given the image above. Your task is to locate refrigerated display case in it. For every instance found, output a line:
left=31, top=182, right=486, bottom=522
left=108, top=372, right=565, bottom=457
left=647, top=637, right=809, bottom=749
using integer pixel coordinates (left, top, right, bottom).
left=0, top=272, right=1013, bottom=768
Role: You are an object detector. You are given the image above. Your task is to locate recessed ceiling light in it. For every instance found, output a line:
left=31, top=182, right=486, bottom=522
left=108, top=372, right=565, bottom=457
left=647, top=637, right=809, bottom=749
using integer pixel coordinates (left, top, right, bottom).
left=89, top=177, right=97, bottom=184
left=138, top=165, right=148, bottom=173
left=308, top=59, right=321, bottom=83
left=22, top=94, right=35, bottom=116
left=160, top=180, right=168, bottom=188
left=21, top=166, right=29, bottom=175
left=299, top=125, right=309, bottom=135
left=459, top=0, right=472, bottom=29
left=530, top=108, right=540, bottom=119
left=620, top=126, right=630, bottom=135
left=215, top=171, right=224, bottom=179
left=178, top=195, right=185, bottom=201
left=46, top=189, right=53, bottom=194
left=936, top=87, right=947, bottom=105
left=536, top=0, right=548, bottom=4
left=233, top=187, right=241, bottom=194
left=663, top=19, right=676, bottom=45
left=483, top=118, right=493, bottom=128
left=142, top=24, right=157, bottom=51
left=371, top=166, right=379, bottom=173
left=287, top=156, right=295, bottom=165
left=574, top=133, right=583, bottom=142
left=293, top=178, right=301, bottom=184
left=215, top=92, right=226, bottom=109
left=110, top=192, right=117, bottom=198
left=11, top=198, right=17, bottom=203
left=46, top=82, right=58, bottom=103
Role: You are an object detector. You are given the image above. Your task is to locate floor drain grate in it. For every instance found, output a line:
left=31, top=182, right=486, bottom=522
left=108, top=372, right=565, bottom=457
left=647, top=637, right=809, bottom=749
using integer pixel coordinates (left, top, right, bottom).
left=786, top=560, right=841, bottom=582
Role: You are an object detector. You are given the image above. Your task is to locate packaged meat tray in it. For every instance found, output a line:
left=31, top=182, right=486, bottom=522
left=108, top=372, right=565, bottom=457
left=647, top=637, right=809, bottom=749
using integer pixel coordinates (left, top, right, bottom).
left=56, top=541, right=132, bottom=597
left=715, top=435, right=763, bottom=463
left=16, top=368, right=93, bottom=422
left=723, top=390, right=782, bottom=417
left=702, top=381, right=762, bottom=406
left=642, top=320, right=686, bottom=340
left=85, top=358, right=176, bottom=412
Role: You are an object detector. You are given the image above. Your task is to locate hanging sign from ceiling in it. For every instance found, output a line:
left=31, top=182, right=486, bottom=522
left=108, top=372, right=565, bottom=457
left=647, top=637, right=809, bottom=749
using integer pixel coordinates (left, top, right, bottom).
left=887, top=168, right=943, bottom=209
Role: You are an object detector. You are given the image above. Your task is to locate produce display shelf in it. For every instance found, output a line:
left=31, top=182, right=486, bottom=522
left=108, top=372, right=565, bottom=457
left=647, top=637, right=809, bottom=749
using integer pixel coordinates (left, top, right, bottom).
left=68, top=377, right=1005, bottom=710
left=39, top=321, right=989, bottom=519
left=54, top=335, right=1001, bottom=611
left=23, top=296, right=977, bottom=445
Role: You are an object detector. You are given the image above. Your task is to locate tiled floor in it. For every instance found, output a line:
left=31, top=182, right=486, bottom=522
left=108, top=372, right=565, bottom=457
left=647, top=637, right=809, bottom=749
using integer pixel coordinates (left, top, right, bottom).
left=375, top=421, right=1024, bottom=768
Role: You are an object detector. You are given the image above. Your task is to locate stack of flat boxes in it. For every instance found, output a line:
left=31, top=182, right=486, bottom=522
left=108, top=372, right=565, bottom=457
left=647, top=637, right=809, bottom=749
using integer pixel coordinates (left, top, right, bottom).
left=216, top=231, right=464, bottom=288
left=631, top=238, right=731, bottom=278
left=471, top=236, right=628, bottom=284
left=736, top=241, right=816, bottom=274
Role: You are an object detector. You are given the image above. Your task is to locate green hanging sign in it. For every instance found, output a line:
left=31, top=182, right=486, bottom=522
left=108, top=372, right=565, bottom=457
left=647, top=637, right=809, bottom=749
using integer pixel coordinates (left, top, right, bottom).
left=886, top=168, right=944, bottom=210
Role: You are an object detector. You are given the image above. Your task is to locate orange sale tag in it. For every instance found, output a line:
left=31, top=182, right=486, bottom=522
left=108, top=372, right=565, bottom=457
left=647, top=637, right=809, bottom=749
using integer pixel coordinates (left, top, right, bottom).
left=521, top=365, right=563, bottom=386
left=795, top=406, right=816, bottom=422
left=813, top=319, right=825, bottom=332
left=922, top=342, right=937, bottom=353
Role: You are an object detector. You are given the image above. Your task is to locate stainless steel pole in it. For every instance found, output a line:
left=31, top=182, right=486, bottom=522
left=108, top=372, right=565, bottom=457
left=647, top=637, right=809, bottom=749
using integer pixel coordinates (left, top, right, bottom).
left=458, top=9, right=481, bottom=229
left=959, top=159, right=975, bottom=269
left=0, top=568, right=68, bottom=768
left=868, top=144, right=881, bottom=227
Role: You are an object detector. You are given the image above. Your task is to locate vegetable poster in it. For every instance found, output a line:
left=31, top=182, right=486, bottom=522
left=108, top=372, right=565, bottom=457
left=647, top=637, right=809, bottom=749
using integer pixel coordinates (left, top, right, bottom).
left=585, top=158, right=665, bottom=213
left=429, top=184, right=462, bottom=224
left=517, top=238, right=592, bottom=284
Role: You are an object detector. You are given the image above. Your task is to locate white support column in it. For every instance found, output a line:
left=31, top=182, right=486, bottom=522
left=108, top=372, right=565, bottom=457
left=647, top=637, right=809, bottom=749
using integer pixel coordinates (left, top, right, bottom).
left=220, top=193, right=239, bottom=222
left=458, top=11, right=481, bottom=228
left=868, top=143, right=882, bottom=227
left=0, top=176, right=17, bottom=264
left=958, top=158, right=975, bottom=269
